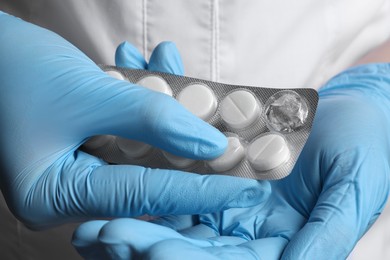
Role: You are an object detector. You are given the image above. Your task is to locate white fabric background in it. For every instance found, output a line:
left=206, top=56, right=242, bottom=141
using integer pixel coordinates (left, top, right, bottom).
left=1, top=0, right=390, bottom=259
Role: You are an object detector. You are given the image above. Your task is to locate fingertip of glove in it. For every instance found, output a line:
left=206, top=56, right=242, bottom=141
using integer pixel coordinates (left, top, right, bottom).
left=115, top=41, right=147, bottom=69
left=193, top=124, right=228, bottom=159
left=157, top=102, right=228, bottom=160
left=148, top=41, right=184, bottom=75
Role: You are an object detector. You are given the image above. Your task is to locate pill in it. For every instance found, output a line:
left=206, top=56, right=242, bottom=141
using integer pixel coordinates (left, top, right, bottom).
left=177, top=83, right=217, bottom=121
left=247, top=134, right=290, bottom=171
left=207, top=136, right=245, bottom=172
left=116, top=137, right=152, bottom=158
left=105, top=70, right=125, bottom=80
left=162, top=152, right=196, bottom=169
left=83, top=135, right=115, bottom=150
left=136, top=75, right=173, bottom=96
left=220, top=90, right=261, bottom=129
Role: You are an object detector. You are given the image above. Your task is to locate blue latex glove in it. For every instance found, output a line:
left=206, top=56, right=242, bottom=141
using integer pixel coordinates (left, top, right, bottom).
left=0, top=12, right=270, bottom=230
left=73, top=54, right=390, bottom=258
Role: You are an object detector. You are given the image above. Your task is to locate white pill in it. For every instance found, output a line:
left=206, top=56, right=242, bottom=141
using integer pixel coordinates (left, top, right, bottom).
left=162, top=152, right=196, bottom=169
left=177, top=83, right=217, bottom=121
left=105, top=70, right=125, bottom=80
left=83, top=135, right=115, bottom=150
left=207, top=136, right=245, bottom=172
left=220, top=90, right=261, bottom=129
left=136, top=75, right=173, bottom=96
left=247, top=134, right=290, bottom=171
left=116, top=137, right=152, bottom=158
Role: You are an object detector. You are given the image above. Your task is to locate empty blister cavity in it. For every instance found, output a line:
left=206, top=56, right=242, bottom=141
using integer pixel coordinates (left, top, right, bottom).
left=105, top=70, right=125, bottom=80
left=247, top=134, right=290, bottom=172
left=220, top=90, right=261, bottom=130
left=207, top=135, right=245, bottom=172
left=116, top=137, right=152, bottom=159
left=177, top=83, right=217, bottom=121
left=162, top=151, right=196, bottom=169
left=136, top=75, right=173, bottom=96
left=83, top=135, right=115, bottom=150
left=265, top=90, right=308, bottom=133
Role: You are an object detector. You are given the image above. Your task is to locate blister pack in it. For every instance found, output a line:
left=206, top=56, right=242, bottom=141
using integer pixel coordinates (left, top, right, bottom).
left=82, top=66, right=319, bottom=180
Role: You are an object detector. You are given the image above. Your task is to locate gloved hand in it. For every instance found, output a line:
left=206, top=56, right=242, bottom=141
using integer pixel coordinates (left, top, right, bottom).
left=72, top=47, right=390, bottom=259
left=0, top=11, right=270, bottom=230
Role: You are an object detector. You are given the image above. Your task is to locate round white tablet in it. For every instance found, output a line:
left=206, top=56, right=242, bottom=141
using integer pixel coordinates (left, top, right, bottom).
left=83, top=135, right=115, bottom=150
left=177, top=83, right=217, bottom=121
left=207, top=136, right=245, bottom=172
left=105, top=70, right=125, bottom=80
left=220, top=90, right=261, bottom=129
left=162, top=152, right=196, bottom=169
left=116, top=137, right=152, bottom=159
left=247, top=134, right=290, bottom=171
left=136, top=75, right=173, bottom=96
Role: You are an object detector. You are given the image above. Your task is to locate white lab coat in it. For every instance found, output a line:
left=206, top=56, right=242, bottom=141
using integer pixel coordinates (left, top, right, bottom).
left=1, top=0, right=390, bottom=259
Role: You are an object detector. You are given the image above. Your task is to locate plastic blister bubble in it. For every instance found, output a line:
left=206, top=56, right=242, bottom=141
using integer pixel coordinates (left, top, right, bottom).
left=265, top=90, right=309, bottom=133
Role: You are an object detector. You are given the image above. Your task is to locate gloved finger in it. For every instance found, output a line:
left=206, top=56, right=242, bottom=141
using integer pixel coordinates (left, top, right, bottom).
left=144, top=236, right=287, bottom=260
left=23, top=151, right=270, bottom=228
left=74, top=76, right=227, bottom=159
left=148, top=41, right=184, bottom=75
left=0, top=13, right=224, bottom=160
left=115, top=41, right=147, bottom=69
left=3, top=12, right=223, bottom=161
left=72, top=220, right=110, bottom=260
left=97, top=218, right=225, bottom=259
left=73, top=218, right=286, bottom=260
